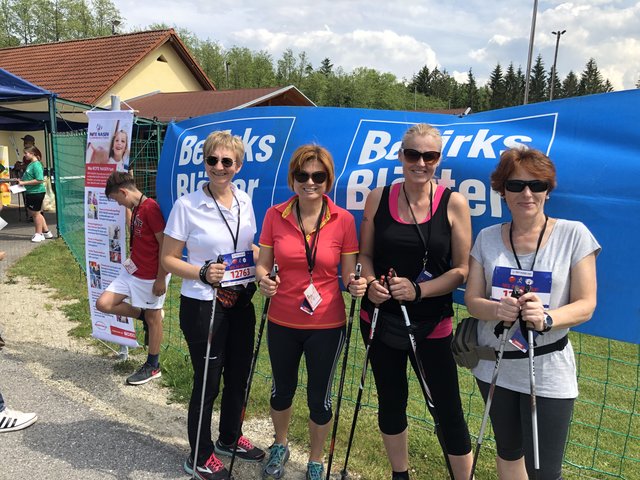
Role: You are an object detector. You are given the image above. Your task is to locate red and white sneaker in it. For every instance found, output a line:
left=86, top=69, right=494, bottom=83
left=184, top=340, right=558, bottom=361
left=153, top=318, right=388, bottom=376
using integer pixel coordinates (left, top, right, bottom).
left=183, top=452, right=231, bottom=480
left=215, top=435, right=266, bottom=462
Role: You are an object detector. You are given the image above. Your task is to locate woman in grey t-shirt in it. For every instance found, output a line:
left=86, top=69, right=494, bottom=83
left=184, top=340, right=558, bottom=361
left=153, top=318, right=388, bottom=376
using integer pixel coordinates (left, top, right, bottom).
left=465, top=147, right=600, bottom=479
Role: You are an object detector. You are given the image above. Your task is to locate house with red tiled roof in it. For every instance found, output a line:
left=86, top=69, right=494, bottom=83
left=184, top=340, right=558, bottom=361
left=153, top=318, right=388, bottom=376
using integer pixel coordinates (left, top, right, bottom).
left=0, top=29, right=214, bottom=107
left=127, top=86, right=315, bottom=122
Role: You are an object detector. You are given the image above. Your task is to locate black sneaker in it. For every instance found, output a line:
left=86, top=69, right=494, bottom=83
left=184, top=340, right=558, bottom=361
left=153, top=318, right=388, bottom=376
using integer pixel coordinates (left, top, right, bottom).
left=126, top=362, right=161, bottom=385
left=215, top=436, right=266, bottom=462
left=183, top=453, right=232, bottom=480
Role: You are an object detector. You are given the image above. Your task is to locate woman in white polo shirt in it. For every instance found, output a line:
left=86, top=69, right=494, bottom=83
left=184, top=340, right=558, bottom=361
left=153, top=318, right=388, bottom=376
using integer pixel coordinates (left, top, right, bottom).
left=162, top=131, right=264, bottom=480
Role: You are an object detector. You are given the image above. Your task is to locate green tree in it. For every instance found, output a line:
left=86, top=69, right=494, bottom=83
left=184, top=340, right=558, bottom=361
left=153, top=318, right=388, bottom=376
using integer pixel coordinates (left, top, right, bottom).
left=528, top=54, right=547, bottom=103
left=561, top=71, right=580, bottom=97
left=547, top=66, right=562, bottom=100
left=579, top=58, right=606, bottom=95
left=463, top=68, right=478, bottom=110
left=636, top=78, right=640, bottom=88
left=488, top=62, right=505, bottom=110
left=410, top=65, right=431, bottom=95
left=91, top=0, right=121, bottom=36
left=318, top=58, right=333, bottom=76
left=503, top=62, right=520, bottom=106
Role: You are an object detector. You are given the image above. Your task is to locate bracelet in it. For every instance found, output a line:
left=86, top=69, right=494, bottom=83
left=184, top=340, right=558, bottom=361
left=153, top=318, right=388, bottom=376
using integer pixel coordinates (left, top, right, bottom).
left=364, top=278, right=376, bottom=295
left=411, top=281, right=422, bottom=304
left=199, top=260, right=214, bottom=286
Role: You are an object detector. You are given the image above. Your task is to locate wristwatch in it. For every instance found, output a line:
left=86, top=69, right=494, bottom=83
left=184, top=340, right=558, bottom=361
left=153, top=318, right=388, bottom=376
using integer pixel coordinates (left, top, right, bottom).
left=542, top=312, right=553, bottom=332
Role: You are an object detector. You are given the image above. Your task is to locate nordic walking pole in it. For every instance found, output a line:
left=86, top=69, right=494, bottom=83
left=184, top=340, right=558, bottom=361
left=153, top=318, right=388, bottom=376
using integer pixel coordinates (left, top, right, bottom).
left=390, top=268, right=454, bottom=480
left=192, top=259, right=221, bottom=479
left=469, top=328, right=509, bottom=479
left=470, top=286, right=521, bottom=480
left=340, top=275, right=385, bottom=480
left=528, top=326, right=540, bottom=476
left=228, top=263, right=278, bottom=477
left=326, top=263, right=362, bottom=480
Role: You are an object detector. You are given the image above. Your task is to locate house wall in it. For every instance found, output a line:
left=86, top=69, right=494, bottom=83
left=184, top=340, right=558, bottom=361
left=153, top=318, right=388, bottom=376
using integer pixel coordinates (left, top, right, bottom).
left=95, top=43, right=207, bottom=107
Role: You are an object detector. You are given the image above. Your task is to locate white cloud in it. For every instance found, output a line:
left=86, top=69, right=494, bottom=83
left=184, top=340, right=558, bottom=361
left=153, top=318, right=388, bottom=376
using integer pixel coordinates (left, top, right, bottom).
left=112, top=0, right=640, bottom=90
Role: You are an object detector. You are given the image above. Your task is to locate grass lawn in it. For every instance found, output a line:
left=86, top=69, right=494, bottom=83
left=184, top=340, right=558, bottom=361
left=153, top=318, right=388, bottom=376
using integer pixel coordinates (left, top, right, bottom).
left=9, top=239, right=640, bottom=479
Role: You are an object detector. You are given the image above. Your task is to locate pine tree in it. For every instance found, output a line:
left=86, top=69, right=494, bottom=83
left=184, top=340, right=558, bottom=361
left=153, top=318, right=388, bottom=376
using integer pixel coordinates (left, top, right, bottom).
left=547, top=66, right=562, bottom=100
left=488, top=62, right=505, bottom=110
left=464, top=68, right=478, bottom=110
left=503, top=63, right=519, bottom=107
left=579, top=58, right=605, bottom=95
left=561, top=71, right=580, bottom=97
left=528, top=54, right=547, bottom=103
left=319, top=58, right=333, bottom=76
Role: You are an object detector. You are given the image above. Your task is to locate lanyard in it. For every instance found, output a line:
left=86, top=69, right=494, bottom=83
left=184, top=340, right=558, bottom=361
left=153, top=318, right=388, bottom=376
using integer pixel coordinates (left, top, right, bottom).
left=509, top=215, right=548, bottom=271
left=402, top=182, right=433, bottom=271
left=207, top=183, right=240, bottom=252
left=296, top=198, right=326, bottom=280
left=129, top=194, right=145, bottom=249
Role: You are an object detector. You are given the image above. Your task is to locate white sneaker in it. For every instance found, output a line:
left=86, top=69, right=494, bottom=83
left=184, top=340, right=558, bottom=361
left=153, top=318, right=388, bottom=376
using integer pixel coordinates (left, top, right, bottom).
left=43, top=231, right=54, bottom=239
left=31, top=233, right=45, bottom=243
left=0, top=408, right=38, bottom=432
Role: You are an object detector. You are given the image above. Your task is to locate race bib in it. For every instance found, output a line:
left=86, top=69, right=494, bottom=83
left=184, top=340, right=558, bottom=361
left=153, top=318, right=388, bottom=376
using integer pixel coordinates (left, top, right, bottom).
left=219, top=251, right=256, bottom=287
left=491, top=266, right=552, bottom=307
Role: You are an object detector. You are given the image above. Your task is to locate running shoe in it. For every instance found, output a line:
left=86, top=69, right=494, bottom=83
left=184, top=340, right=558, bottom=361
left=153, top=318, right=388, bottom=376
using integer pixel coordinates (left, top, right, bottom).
left=183, top=452, right=231, bottom=480
left=215, top=435, right=265, bottom=462
left=306, top=461, right=324, bottom=480
left=126, top=362, right=161, bottom=385
left=0, top=408, right=38, bottom=432
left=262, top=443, right=289, bottom=479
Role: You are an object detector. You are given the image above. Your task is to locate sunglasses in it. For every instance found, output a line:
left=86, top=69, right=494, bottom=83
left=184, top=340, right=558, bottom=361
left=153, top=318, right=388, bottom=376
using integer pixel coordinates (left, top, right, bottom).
left=205, top=156, right=235, bottom=168
left=293, top=171, right=328, bottom=184
left=401, top=148, right=441, bottom=164
left=505, top=179, right=549, bottom=193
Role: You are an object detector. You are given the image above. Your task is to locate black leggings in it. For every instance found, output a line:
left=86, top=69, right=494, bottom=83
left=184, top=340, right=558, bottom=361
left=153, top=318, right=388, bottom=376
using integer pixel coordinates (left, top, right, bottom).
left=477, top=379, right=575, bottom=480
left=361, top=320, right=471, bottom=456
left=180, top=296, right=255, bottom=464
left=267, top=322, right=345, bottom=425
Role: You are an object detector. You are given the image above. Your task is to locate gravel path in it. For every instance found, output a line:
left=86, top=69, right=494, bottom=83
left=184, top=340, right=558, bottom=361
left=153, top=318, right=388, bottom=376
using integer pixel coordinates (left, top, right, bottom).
left=0, top=277, right=315, bottom=479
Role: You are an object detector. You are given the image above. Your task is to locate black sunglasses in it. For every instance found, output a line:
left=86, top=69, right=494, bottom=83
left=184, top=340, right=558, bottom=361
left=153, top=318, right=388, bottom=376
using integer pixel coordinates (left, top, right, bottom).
left=505, top=179, right=549, bottom=193
left=293, top=171, right=328, bottom=184
left=205, top=156, right=235, bottom=168
left=401, top=148, right=441, bottom=164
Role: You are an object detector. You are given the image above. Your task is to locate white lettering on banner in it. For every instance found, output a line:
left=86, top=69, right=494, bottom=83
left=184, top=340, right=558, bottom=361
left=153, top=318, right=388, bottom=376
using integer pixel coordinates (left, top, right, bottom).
left=178, top=135, right=205, bottom=166
left=358, top=131, right=400, bottom=165
left=233, top=178, right=260, bottom=199
left=346, top=166, right=404, bottom=209
left=175, top=171, right=258, bottom=199
left=178, top=129, right=276, bottom=166
left=356, top=129, right=533, bottom=165
left=346, top=166, right=502, bottom=218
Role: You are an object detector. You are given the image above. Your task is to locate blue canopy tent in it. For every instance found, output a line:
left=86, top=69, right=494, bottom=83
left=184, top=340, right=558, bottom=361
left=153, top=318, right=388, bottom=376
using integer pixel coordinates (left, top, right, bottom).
left=0, top=67, right=90, bottom=132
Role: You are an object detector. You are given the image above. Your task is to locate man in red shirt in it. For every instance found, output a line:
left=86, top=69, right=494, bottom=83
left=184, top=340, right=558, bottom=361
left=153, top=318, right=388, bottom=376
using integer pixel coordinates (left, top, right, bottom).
left=96, top=172, right=169, bottom=385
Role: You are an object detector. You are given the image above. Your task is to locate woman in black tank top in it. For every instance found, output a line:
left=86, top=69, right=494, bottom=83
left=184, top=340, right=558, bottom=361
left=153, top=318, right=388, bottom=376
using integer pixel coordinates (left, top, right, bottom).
left=357, top=123, right=473, bottom=479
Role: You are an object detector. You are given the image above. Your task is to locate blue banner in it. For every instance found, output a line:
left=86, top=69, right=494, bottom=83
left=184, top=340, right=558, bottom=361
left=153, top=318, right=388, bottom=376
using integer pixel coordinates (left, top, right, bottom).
left=157, top=90, right=640, bottom=344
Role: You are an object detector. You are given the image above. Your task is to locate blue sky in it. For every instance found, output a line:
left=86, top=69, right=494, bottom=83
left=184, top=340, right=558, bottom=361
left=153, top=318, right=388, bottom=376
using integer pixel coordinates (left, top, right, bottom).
left=113, top=0, right=640, bottom=90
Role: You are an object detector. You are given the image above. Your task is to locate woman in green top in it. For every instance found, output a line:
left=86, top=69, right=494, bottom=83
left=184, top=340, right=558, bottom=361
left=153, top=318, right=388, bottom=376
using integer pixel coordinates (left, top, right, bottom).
left=18, top=146, right=52, bottom=242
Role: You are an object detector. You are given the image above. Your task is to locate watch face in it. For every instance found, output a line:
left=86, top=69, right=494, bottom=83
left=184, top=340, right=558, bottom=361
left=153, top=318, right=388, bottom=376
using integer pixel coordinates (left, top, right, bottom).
left=545, top=314, right=553, bottom=327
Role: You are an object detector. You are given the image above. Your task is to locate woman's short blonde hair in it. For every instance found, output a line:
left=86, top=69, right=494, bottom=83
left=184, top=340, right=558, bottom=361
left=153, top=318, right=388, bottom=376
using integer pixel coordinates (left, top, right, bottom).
left=401, top=123, right=442, bottom=150
left=202, top=131, right=245, bottom=166
left=287, top=144, right=335, bottom=191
